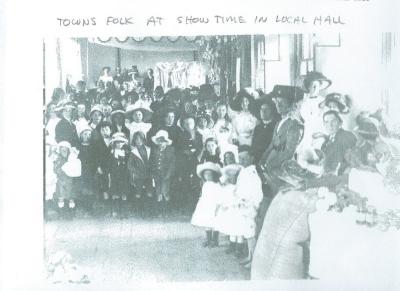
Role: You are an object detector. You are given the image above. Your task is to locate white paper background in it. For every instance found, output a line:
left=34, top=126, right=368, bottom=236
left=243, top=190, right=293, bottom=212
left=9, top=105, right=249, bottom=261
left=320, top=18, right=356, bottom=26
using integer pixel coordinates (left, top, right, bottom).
left=0, top=0, right=400, bottom=290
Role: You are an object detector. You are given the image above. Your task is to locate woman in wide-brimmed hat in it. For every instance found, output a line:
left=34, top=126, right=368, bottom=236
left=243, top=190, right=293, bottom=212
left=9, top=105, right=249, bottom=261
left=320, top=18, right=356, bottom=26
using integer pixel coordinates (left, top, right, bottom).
left=196, top=110, right=216, bottom=144
left=125, top=103, right=153, bottom=143
left=191, top=162, right=223, bottom=248
left=298, top=71, right=331, bottom=158
left=88, top=104, right=104, bottom=130
left=229, top=90, right=258, bottom=146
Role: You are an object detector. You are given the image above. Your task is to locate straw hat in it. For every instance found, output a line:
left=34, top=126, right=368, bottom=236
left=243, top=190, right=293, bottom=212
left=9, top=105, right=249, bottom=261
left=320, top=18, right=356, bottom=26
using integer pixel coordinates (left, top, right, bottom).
left=110, top=132, right=129, bottom=144
left=57, top=141, right=72, bottom=150
left=125, top=103, right=153, bottom=122
left=319, top=93, right=351, bottom=114
left=196, top=162, right=222, bottom=178
left=55, top=100, right=76, bottom=112
left=151, top=130, right=172, bottom=146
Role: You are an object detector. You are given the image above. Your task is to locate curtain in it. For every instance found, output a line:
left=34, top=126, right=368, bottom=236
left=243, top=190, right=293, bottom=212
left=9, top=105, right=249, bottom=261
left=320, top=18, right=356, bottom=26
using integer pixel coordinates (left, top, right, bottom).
left=154, top=61, right=206, bottom=90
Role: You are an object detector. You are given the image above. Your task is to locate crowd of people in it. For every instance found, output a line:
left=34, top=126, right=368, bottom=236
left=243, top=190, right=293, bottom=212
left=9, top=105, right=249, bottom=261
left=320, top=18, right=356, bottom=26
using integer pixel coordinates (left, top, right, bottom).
left=45, top=65, right=400, bottom=272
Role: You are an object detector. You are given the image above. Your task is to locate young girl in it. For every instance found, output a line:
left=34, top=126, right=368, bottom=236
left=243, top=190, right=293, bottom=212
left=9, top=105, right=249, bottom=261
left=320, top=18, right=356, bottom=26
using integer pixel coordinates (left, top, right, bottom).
left=109, top=132, right=131, bottom=218
left=54, top=141, right=81, bottom=219
left=150, top=130, right=176, bottom=218
left=213, top=164, right=243, bottom=253
left=199, top=137, right=222, bottom=166
left=196, top=112, right=216, bottom=144
left=191, top=162, right=222, bottom=248
left=213, top=101, right=233, bottom=149
left=128, top=131, right=153, bottom=217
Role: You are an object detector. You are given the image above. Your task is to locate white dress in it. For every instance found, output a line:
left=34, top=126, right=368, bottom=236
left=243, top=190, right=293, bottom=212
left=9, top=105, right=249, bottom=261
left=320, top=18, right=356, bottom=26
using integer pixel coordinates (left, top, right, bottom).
left=191, top=181, right=222, bottom=229
left=234, top=165, right=264, bottom=238
left=230, top=111, right=258, bottom=146
left=45, top=117, right=60, bottom=146
left=128, top=121, right=152, bottom=142
left=213, top=119, right=233, bottom=146
left=214, top=184, right=241, bottom=235
left=298, top=94, right=325, bottom=141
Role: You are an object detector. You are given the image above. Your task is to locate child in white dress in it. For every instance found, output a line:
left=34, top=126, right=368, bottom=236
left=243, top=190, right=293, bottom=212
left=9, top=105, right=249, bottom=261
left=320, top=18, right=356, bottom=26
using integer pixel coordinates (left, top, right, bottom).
left=191, top=162, right=222, bottom=248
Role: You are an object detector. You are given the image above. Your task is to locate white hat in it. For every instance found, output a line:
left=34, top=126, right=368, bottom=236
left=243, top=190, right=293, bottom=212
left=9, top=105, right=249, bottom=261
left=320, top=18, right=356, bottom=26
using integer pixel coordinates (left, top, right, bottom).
left=110, top=132, right=128, bottom=144
left=90, top=104, right=104, bottom=116
left=151, top=130, right=172, bottom=146
left=55, top=100, right=76, bottom=112
left=57, top=141, right=72, bottom=150
left=78, top=125, right=92, bottom=138
left=196, top=162, right=221, bottom=178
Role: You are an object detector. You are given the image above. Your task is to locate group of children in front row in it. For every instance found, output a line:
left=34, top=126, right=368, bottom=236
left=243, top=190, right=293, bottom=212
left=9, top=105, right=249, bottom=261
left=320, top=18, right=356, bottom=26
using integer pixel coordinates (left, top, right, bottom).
left=191, top=145, right=263, bottom=269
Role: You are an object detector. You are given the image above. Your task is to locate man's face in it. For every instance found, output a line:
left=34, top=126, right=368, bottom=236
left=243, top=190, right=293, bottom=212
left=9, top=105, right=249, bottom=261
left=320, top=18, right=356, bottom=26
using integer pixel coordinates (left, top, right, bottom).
left=274, top=97, right=291, bottom=115
left=165, top=112, right=175, bottom=126
left=323, top=113, right=341, bottom=136
left=260, top=103, right=272, bottom=121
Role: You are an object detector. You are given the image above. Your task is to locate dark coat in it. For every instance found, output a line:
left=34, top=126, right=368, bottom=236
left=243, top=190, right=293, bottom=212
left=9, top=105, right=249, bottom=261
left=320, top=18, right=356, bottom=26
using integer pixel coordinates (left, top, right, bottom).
left=321, top=128, right=357, bottom=175
left=109, top=150, right=130, bottom=197
left=127, top=146, right=151, bottom=182
left=252, top=120, right=277, bottom=161
left=55, top=118, right=79, bottom=148
left=143, top=76, right=154, bottom=94
left=89, top=134, right=112, bottom=174
left=150, top=145, right=176, bottom=179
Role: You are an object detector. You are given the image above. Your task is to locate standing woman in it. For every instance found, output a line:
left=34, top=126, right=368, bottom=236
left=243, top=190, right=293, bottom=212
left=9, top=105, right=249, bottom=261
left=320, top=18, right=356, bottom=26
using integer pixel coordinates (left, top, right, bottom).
left=88, top=105, right=104, bottom=131
left=229, top=90, right=258, bottom=146
left=297, top=71, right=332, bottom=153
left=213, top=101, right=233, bottom=150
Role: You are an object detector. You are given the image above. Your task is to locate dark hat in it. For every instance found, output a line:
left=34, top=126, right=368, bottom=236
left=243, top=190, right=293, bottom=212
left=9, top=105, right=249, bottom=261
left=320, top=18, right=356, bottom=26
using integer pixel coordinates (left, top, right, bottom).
left=355, top=120, right=380, bottom=139
left=230, top=89, right=256, bottom=112
left=301, top=71, right=332, bottom=92
left=269, top=85, right=305, bottom=103
left=323, top=109, right=343, bottom=123
left=319, top=93, right=351, bottom=114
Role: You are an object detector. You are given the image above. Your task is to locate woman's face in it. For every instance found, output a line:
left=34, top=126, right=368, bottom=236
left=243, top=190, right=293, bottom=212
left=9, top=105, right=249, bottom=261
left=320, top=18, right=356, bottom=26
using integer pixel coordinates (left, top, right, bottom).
left=260, top=103, right=273, bottom=121
left=115, top=141, right=124, bottom=149
left=100, top=126, right=111, bottom=138
left=198, top=117, right=208, bottom=129
left=323, top=113, right=342, bottom=136
left=224, top=152, right=236, bottom=165
left=241, top=97, right=250, bottom=111
left=81, top=130, right=92, bottom=143
left=77, top=104, right=86, bottom=117
left=59, top=146, right=69, bottom=158
left=62, top=107, right=74, bottom=120
left=309, top=80, right=322, bottom=97
left=165, top=112, right=175, bottom=126
left=132, top=110, right=143, bottom=123
left=91, top=111, right=103, bottom=125
left=206, top=141, right=218, bottom=155
left=133, top=136, right=144, bottom=147
left=203, top=170, right=214, bottom=182
left=216, top=104, right=227, bottom=119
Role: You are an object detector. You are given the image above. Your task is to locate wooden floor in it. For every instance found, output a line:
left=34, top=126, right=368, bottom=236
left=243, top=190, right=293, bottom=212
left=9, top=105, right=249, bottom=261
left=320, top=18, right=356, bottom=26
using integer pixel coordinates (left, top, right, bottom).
left=44, top=214, right=250, bottom=284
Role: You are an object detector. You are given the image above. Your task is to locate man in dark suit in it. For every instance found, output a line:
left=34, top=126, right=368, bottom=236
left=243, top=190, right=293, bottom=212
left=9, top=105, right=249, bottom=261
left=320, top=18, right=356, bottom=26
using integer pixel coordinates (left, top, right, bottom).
left=259, top=85, right=305, bottom=194
left=55, top=102, right=79, bottom=148
left=143, top=68, right=155, bottom=95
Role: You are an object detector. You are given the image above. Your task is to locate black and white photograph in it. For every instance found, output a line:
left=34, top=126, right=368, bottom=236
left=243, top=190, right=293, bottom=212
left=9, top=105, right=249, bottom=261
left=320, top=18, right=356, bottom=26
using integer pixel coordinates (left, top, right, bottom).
left=41, top=33, right=400, bottom=285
